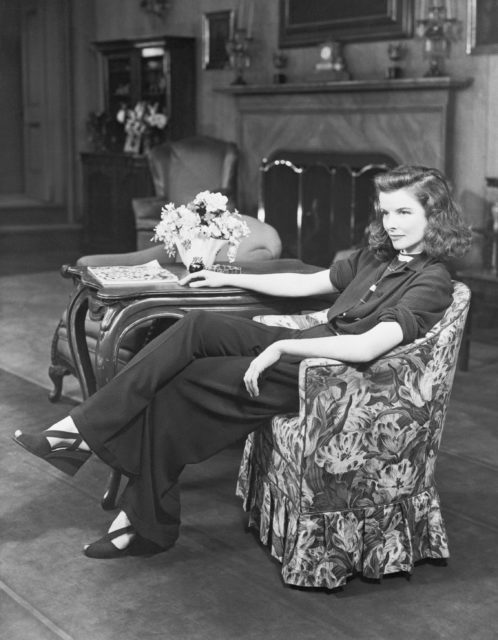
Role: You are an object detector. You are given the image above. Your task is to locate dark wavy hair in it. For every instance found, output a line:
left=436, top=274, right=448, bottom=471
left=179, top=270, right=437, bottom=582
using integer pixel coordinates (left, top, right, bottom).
left=367, top=165, right=472, bottom=261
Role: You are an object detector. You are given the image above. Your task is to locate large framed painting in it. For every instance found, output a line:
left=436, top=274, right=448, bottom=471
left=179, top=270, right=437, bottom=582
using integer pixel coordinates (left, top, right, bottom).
left=279, top=0, right=414, bottom=48
left=467, top=0, right=498, bottom=54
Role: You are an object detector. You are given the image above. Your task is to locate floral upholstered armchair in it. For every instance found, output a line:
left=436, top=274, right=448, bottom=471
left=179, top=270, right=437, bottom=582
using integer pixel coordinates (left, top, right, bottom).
left=237, top=281, right=470, bottom=590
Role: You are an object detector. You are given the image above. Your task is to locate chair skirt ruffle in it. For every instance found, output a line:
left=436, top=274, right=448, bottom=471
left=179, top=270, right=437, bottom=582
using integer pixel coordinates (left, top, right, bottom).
left=237, top=435, right=450, bottom=590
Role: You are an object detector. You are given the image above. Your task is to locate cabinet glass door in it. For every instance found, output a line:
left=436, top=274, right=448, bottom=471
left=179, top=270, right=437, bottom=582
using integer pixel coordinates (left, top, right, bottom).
left=107, top=53, right=132, bottom=117
left=139, top=45, right=169, bottom=113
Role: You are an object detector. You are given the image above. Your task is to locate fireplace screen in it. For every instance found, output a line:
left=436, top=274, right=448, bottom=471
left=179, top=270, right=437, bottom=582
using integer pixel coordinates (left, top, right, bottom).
left=258, top=151, right=396, bottom=267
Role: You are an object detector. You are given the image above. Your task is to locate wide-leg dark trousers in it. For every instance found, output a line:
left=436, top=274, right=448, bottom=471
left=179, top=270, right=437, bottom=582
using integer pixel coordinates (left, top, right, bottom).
left=70, top=310, right=307, bottom=547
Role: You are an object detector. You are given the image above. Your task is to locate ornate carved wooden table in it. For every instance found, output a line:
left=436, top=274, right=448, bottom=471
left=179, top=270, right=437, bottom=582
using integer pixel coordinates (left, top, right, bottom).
left=62, top=259, right=324, bottom=398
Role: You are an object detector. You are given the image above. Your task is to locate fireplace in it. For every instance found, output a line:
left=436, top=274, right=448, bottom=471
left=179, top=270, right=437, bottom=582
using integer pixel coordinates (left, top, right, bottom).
left=218, top=77, right=472, bottom=264
left=258, top=149, right=395, bottom=266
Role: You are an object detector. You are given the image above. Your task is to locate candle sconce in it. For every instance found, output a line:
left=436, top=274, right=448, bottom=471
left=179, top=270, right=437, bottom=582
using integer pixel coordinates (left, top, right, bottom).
left=416, top=4, right=462, bottom=77
left=386, top=42, right=406, bottom=79
left=272, top=50, right=288, bottom=84
left=226, top=28, right=252, bottom=85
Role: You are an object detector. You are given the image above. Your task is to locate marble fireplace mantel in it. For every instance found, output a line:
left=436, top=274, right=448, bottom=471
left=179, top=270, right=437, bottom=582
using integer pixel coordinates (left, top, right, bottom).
left=216, top=77, right=473, bottom=213
left=216, top=77, right=471, bottom=97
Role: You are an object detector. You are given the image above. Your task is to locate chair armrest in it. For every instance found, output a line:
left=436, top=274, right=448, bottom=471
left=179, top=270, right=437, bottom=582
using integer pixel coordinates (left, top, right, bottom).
left=254, top=310, right=328, bottom=330
left=76, top=244, right=174, bottom=267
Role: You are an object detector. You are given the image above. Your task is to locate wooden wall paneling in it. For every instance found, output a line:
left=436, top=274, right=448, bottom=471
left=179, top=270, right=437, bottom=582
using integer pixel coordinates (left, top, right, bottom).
left=20, top=0, right=70, bottom=204
left=0, top=0, right=23, bottom=194
left=486, top=56, right=498, bottom=177
left=21, top=0, right=45, bottom=199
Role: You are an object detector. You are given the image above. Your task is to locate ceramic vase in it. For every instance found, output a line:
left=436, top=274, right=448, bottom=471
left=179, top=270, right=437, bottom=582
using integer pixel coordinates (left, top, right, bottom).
left=175, top=236, right=227, bottom=272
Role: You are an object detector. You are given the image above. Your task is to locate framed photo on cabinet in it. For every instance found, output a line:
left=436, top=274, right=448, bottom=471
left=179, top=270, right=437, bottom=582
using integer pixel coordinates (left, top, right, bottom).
left=202, top=10, right=235, bottom=69
left=467, top=0, right=498, bottom=54
left=279, top=0, right=413, bottom=47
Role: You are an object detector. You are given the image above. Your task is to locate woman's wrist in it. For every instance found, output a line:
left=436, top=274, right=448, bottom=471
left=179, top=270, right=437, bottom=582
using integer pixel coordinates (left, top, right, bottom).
left=269, top=340, right=288, bottom=357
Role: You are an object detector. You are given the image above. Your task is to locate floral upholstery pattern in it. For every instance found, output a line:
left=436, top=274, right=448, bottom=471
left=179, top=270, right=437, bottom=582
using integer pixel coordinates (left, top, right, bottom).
left=237, top=282, right=470, bottom=589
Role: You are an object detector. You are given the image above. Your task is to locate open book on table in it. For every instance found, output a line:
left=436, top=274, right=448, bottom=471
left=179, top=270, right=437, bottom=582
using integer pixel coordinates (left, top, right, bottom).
left=87, top=260, right=179, bottom=288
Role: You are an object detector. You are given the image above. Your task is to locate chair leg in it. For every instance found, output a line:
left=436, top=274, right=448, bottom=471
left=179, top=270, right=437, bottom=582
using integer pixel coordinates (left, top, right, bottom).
left=101, top=469, right=122, bottom=511
left=48, top=364, right=71, bottom=403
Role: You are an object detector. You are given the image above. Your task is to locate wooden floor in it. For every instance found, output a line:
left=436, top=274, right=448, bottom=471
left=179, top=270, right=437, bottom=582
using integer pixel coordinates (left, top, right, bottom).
left=0, top=248, right=497, bottom=640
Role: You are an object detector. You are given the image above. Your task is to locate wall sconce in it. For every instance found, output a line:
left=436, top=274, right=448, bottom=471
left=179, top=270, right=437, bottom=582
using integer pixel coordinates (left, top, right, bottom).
left=226, top=1, right=255, bottom=85
left=416, top=2, right=462, bottom=77
left=226, top=28, right=252, bottom=85
left=140, top=0, right=170, bottom=18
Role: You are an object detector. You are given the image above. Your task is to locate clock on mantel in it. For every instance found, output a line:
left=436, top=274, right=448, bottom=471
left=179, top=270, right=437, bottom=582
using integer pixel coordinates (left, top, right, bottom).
left=314, top=41, right=351, bottom=81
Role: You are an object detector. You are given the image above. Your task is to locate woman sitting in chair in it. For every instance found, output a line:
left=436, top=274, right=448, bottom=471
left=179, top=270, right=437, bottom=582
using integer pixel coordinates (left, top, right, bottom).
left=14, top=165, right=472, bottom=559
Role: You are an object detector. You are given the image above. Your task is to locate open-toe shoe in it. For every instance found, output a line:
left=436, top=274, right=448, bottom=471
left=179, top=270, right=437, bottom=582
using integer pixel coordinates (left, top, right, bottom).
left=12, top=429, right=91, bottom=476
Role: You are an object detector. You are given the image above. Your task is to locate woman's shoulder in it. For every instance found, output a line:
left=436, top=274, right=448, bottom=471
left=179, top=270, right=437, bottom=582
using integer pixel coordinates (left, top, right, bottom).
left=409, top=257, right=454, bottom=304
left=333, top=246, right=383, bottom=268
left=415, top=256, right=452, bottom=283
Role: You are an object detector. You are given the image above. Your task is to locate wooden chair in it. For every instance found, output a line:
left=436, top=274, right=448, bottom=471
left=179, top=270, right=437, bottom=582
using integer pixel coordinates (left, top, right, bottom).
left=237, top=282, right=470, bottom=589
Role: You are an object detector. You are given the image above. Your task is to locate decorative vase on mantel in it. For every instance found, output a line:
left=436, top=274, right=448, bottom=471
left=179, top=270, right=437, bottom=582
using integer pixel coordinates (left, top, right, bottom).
left=175, top=236, right=227, bottom=272
left=123, top=130, right=142, bottom=154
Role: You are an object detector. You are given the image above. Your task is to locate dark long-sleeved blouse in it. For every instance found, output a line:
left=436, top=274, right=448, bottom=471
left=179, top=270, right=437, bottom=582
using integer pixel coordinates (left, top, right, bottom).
left=326, top=248, right=453, bottom=344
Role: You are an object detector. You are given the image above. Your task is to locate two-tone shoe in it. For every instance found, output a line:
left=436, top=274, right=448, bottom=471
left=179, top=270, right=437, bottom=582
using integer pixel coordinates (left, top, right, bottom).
left=84, top=527, right=167, bottom=559
left=12, top=429, right=91, bottom=476
left=83, top=526, right=136, bottom=559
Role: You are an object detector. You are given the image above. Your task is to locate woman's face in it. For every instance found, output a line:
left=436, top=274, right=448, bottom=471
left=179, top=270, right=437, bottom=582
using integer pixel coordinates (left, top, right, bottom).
left=379, top=187, right=428, bottom=254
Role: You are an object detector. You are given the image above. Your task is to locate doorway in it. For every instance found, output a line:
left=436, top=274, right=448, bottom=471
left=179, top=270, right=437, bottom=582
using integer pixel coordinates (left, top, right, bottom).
left=0, top=0, right=73, bottom=222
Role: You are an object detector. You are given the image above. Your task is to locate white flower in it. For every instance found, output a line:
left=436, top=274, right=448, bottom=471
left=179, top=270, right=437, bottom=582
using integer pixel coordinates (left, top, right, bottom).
left=116, top=101, right=168, bottom=134
left=116, top=108, right=127, bottom=124
left=148, top=112, right=168, bottom=129
left=193, top=191, right=228, bottom=213
left=153, top=191, right=250, bottom=262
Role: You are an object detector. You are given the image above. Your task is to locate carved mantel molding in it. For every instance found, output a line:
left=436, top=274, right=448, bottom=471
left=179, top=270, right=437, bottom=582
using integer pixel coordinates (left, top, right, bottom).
left=217, top=77, right=473, bottom=214
left=215, top=77, right=473, bottom=97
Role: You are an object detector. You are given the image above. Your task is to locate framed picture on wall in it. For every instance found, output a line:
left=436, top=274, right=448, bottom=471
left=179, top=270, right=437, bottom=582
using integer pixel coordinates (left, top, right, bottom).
left=467, top=0, right=498, bottom=54
left=202, top=10, right=235, bottom=69
left=279, top=0, right=413, bottom=48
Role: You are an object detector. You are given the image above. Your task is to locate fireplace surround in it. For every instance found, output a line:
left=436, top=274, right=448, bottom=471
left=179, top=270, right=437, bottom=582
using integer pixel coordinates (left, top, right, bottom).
left=218, top=77, right=472, bottom=262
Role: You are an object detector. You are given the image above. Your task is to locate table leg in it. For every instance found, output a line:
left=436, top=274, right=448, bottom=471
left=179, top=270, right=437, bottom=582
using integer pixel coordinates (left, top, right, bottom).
left=101, top=469, right=123, bottom=511
left=65, top=283, right=96, bottom=400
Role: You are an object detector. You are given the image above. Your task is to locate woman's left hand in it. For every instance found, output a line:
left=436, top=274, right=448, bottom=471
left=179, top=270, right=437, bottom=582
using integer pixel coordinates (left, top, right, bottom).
left=243, top=344, right=282, bottom=398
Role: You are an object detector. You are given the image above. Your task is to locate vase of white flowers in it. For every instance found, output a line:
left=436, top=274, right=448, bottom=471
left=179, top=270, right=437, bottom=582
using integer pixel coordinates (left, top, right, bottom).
left=153, top=191, right=250, bottom=272
left=116, top=101, right=168, bottom=154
